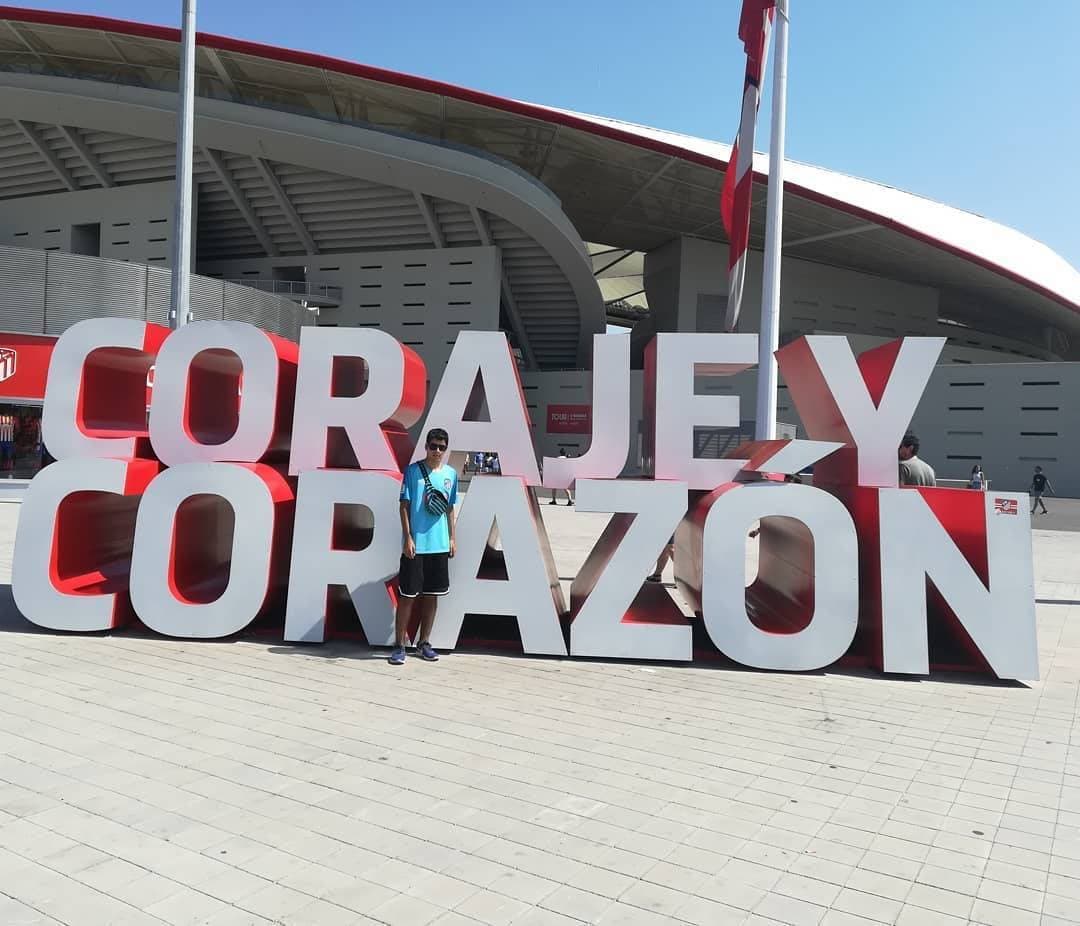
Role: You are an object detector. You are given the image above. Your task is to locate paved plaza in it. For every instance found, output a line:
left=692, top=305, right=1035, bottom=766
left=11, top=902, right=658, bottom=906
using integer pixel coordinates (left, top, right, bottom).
left=0, top=498, right=1078, bottom=926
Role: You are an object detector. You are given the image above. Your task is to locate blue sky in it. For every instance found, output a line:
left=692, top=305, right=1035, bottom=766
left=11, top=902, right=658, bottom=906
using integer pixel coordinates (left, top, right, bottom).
left=24, top=0, right=1080, bottom=267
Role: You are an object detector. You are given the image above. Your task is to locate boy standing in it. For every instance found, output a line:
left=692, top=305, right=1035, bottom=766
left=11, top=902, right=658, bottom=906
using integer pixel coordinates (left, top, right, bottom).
left=390, top=428, right=458, bottom=665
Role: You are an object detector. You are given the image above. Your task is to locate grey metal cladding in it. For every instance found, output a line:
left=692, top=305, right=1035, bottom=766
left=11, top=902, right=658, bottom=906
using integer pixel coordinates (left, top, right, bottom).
left=190, top=275, right=226, bottom=321
left=222, top=279, right=267, bottom=326
left=0, top=246, right=46, bottom=333
left=145, top=266, right=171, bottom=324
left=0, top=245, right=301, bottom=339
left=44, top=250, right=145, bottom=335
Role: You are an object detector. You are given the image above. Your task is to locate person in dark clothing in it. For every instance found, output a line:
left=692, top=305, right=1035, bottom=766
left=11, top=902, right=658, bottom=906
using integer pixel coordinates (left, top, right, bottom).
left=1030, top=466, right=1054, bottom=515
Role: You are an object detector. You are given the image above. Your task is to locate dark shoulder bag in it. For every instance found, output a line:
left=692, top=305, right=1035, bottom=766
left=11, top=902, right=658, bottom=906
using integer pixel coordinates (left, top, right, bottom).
left=418, top=461, right=450, bottom=516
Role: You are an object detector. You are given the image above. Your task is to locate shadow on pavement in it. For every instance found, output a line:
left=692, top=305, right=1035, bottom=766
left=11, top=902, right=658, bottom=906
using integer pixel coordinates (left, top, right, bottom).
left=0, top=584, right=44, bottom=634
left=2, top=581, right=1031, bottom=690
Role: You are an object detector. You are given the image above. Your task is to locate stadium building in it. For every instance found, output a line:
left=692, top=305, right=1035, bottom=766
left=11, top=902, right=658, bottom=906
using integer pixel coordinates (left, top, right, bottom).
left=0, top=7, right=1077, bottom=490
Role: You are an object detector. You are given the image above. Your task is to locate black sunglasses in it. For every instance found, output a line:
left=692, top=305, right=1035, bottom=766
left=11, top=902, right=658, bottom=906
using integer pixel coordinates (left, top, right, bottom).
left=427, top=442, right=447, bottom=452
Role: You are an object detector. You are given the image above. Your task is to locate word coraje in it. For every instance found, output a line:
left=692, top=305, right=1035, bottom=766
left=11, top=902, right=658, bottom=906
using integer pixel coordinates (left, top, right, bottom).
left=12, top=320, right=1038, bottom=679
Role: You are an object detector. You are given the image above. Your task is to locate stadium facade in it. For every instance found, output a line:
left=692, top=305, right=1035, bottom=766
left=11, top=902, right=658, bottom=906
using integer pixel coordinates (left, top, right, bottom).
left=0, top=8, right=1078, bottom=491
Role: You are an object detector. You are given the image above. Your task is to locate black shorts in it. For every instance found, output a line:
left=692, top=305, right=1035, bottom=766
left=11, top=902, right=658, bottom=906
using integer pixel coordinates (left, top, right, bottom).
left=398, top=552, right=450, bottom=598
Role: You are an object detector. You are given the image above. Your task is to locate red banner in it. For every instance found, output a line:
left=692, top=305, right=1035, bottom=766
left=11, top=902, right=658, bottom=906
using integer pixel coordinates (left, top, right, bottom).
left=546, top=403, right=591, bottom=434
left=0, top=332, right=57, bottom=403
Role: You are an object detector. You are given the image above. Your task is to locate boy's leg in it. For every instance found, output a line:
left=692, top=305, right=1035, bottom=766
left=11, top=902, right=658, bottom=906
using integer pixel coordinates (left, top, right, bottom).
left=394, top=596, right=415, bottom=647
left=417, top=594, right=438, bottom=644
left=388, top=596, right=414, bottom=664
left=415, top=553, right=447, bottom=660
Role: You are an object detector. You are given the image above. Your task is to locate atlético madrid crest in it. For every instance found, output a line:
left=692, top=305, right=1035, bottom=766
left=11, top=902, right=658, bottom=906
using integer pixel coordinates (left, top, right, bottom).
left=0, top=347, right=16, bottom=383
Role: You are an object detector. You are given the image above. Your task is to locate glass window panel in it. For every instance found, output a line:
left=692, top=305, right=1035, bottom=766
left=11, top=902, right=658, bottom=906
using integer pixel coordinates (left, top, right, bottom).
left=324, top=72, right=443, bottom=137
left=20, top=24, right=117, bottom=60
left=0, top=27, right=28, bottom=53
left=222, top=53, right=321, bottom=93
left=219, top=54, right=336, bottom=120
left=0, top=50, right=49, bottom=70
left=26, top=53, right=151, bottom=87
left=442, top=98, right=554, bottom=172
left=553, top=126, right=670, bottom=176
left=105, top=34, right=179, bottom=68
left=232, top=80, right=336, bottom=120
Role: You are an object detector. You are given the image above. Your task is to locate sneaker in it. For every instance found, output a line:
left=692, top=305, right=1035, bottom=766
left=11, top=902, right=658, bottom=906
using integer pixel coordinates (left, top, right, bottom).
left=416, top=641, right=439, bottom=661
left=388, top=645, right=406, bottom=665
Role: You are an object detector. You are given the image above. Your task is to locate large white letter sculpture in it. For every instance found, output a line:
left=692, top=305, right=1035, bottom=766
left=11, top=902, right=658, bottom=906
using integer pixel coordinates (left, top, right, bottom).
left=11, top=321, right=1041, bottom=682
left=570, top=479, right=690, bottom=661
left=13, top=457, right=160, bottom=631
left=149, top=321, right=297, bottom=465
left=417, top=331, right=540, bottom=484
left=42, top=317, right=166, bottom=460
left=777, top=335, right=944, bottom=486
left=646, top=333, right=757, bottom=489
left=284, top=470, right=402, bottom=645
left=879, top=489, right=1038, bottom=679
left=688, top=481, right=859, bottom=671
left=542, top=335, right=630, bottom=488
left=129, top=463, right=294, bottom=638
left=430, top=477, right=566, bottom=654
left=289, top=327, right=426, bottom=474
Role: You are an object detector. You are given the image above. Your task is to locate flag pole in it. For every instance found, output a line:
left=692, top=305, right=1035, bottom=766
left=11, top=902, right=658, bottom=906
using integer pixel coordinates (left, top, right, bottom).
left=169, top=0, right=197, bottom=329
left=754, top=0, right=789, bottom=440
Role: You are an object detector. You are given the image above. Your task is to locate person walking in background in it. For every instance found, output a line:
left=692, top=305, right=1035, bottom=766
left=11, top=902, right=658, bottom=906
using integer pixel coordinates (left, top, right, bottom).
left=1030, top=465, right=1054, bottom=515
left=969, top=464, right=986, bottom=490
left=898, top=433, right=936, bottom=487
left=390, top=428, right=458, bottom=665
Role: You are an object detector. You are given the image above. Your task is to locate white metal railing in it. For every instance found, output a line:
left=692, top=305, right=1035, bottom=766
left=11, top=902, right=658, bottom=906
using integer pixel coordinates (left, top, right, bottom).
left=938, top=478, right=993, bottom=491
left=226, top=279, right=342, bottom=304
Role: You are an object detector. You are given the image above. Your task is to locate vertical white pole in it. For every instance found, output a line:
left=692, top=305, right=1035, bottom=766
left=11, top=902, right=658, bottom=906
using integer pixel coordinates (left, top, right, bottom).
left=754, top=0, right=789, bottom=440
left=169, top=0, right=197, bottom=329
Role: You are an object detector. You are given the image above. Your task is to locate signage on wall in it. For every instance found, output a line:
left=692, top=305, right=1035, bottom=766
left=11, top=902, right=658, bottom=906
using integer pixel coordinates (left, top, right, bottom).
left=546, top=403, right=591, bottom=434
left=10, top=320, right=1039, bottom=681
left=0, top=333, right=57, bottom=400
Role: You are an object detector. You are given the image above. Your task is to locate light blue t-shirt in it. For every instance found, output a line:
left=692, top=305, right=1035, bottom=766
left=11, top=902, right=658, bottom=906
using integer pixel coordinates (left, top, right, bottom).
left=400, top=461, right=458, bottom=554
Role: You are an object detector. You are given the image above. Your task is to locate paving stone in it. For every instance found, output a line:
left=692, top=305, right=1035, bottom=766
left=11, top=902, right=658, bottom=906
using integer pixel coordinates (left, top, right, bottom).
left=0, top=507, right=1078, bottom=926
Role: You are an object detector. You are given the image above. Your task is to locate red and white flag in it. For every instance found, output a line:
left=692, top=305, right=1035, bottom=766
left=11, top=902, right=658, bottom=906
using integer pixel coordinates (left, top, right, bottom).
left=720, top=0, right=776, bottom=331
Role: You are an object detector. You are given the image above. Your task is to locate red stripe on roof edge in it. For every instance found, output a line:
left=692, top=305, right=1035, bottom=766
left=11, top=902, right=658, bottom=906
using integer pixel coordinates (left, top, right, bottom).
left=1, top=4, right=1075, bottom=316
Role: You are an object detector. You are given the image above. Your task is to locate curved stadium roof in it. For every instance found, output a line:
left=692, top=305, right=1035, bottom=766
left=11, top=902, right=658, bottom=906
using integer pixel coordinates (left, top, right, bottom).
left=0, top=5, right=1077, bottom=358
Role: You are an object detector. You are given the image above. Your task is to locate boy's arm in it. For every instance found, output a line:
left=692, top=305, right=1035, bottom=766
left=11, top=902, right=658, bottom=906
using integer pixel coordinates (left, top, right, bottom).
left=400, top=500, right=415, bottom=557
left=447, top=505, right=457, bottom=557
